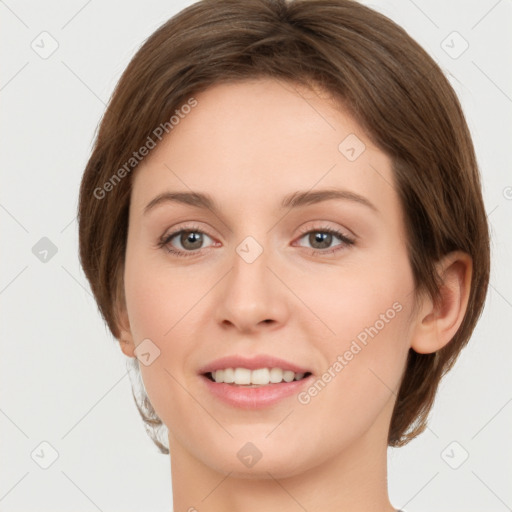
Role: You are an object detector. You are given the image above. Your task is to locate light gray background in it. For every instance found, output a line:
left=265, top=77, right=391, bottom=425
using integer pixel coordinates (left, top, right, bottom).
left=1, top=0, right=511, bottom=511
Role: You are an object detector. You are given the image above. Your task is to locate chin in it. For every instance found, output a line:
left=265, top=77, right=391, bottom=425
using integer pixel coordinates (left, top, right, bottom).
left=199, top=443, right=318, bottom=480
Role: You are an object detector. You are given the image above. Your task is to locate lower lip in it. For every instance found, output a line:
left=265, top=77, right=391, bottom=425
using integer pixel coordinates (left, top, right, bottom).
left=200, top=374, right=313, bottom=409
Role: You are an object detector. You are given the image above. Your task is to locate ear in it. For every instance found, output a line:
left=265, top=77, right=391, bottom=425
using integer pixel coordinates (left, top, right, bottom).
left=114, top=295, right=136, bottom=359
left=410, top=251, right=473, bottom=354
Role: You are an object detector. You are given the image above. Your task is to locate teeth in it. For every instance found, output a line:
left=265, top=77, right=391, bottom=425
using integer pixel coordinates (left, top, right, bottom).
left=222, top=368, right=235, bottom=383
left=210, top=368, right=307, bottom=385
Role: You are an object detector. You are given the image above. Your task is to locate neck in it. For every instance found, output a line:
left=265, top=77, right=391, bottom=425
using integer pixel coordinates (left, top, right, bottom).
left=169, top=423, right=396, bottom=512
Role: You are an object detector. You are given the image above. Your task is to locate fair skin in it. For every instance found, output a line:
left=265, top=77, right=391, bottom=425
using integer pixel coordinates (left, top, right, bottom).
left=116, top=78, right=471, bottom=512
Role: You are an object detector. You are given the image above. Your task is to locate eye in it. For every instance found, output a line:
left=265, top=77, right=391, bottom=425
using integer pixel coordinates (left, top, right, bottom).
left=158, top=225, right=216, bottom=258
left=294, top=226, right=355, bottom=255
left=157, top=223, right=355, bottom=259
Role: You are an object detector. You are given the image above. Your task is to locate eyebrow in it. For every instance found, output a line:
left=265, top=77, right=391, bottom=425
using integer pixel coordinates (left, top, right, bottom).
left=143, top=188, right=378, bottom=215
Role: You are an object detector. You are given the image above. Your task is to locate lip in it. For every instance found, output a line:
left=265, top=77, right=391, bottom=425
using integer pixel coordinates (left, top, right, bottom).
left=200, top=373, right=314, bottom=409
left=197, top=354, right=311, bottom=375
left=198, top=354, right=313, bottom=410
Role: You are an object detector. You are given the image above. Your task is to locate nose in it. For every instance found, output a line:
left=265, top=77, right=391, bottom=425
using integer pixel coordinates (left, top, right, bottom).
left=215, top=239, right=290, bottom=334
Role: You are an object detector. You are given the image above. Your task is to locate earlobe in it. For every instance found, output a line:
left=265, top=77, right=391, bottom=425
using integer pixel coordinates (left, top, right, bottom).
left=119, top=337, right=136, bottom=358
left=410, top=251, right=473, bottom=354
left=115, top=304, right=136, bottom=359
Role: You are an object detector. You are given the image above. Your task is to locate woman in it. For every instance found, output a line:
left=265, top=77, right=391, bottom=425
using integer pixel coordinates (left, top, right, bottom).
left=78, top=0, right=490, bottom=510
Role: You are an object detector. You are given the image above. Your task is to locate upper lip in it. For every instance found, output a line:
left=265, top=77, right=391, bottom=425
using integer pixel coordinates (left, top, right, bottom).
left=198, top=355, right=312, bottom=375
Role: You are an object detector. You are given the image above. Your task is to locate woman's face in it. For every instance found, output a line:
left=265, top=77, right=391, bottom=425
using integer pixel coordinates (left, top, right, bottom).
left=121, top=78, right=417, bottom=478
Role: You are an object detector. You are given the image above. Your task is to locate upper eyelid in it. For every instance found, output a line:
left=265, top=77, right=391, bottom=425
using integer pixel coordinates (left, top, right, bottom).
left=162, top=224, right=351, bottom=240
left=294, top=228, right=355, bottom=249
left=163, top=219, right=353, bottom=235
left=296, top=222, right=354, bottom=237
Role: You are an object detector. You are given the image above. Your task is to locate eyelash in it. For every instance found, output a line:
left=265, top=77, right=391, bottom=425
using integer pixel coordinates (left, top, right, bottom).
left=157, top=223, right=355, bottom=258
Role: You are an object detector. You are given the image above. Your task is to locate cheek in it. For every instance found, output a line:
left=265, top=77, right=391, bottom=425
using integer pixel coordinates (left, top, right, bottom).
left=123, top=247, right=198, bottom=341
left=290, top=254, right=413, bottom=443
left=122, top=249, right=213, bottom=428
left=294, top=241, right=413, bottom=352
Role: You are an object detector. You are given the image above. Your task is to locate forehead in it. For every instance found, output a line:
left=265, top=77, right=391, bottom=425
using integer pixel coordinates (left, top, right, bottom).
left=130, top=78, right=397, bottom=217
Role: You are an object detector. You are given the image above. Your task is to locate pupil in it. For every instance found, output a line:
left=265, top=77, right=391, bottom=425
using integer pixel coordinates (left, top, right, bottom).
left=310, top=232, right=331, bottom=249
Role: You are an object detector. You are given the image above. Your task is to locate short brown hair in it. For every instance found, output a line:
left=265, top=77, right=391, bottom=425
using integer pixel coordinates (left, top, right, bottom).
left=78, top=0, right=490, bottom=452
